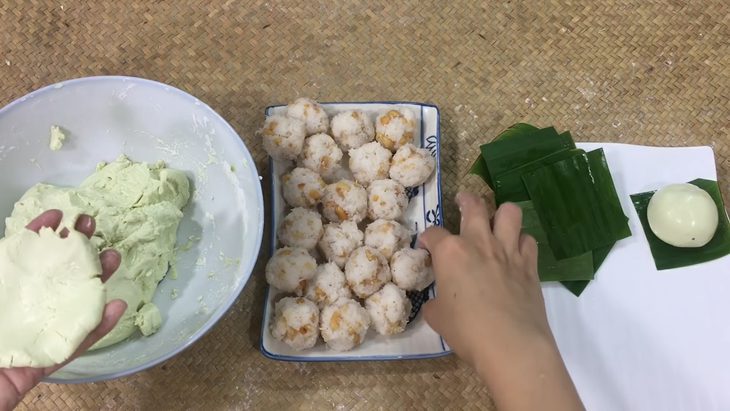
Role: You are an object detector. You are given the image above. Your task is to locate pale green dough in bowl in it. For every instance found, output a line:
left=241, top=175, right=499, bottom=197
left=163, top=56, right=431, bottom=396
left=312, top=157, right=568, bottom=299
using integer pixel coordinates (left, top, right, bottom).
left=0, top=76, right=264, bottom=382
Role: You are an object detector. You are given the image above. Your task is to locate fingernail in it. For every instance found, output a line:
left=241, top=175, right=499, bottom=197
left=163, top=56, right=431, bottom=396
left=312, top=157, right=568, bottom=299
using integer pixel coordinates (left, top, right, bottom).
left=75, top=215, right=93, bottom=231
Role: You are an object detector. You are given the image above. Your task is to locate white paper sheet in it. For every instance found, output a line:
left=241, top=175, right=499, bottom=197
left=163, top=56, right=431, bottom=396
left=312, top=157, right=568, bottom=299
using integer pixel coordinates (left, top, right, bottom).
left=543, top=143, right=730, bottom=410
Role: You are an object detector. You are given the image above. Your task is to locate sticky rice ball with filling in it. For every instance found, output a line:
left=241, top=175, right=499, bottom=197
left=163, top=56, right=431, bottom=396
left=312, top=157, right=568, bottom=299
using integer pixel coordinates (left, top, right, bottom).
left=265, top=247, right=317, bottom=295
left=320, top=298, right=370, bottom=351
left=391, top=247, right=434, bottom=291
left=365, top=283, right=412, bottom=336
left=281, top=167, right=326, bottom=208
left=278, top=207, right=324, bottom=250
left=270, top=297, right=320, bottom=351
left=364, top=219, right=411, bottom=260
left=348, top=142, right=392, bottom=185
left=331, top=110, right=374, bottom=151
left=345, top=246, right=391, bottom=299
left=375, top=108, right=416, bottom=152
left=286, top=97, right=329, bottom=135
left=261, top=115, right=306, bottom=161
left=321, top=179, right=367, bottom=223
left=318, top=221, right=364, bottom=268
left=389, top=143, right=436, bottom=187
left=367, top=179, right=408, bottom=221
left=305, top=262, right=352, bottom=308
left=298, top=133, right=343, bottom=182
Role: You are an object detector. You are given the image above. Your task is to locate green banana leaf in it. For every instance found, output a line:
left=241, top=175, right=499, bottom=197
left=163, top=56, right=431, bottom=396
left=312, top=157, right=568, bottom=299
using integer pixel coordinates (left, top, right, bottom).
left=630, top=178, right=730, bottom=270
left=561, top=280, right=590, bottom=296
left=494, top=147, right=583, bottom=205
left=481, top=126, right=573, bottom=191
left=517, top=200, right=595, bottom=282
left=522, top=149, right=631, bottom=259
left=559, top=243, right=615, bottom=296
left=469, top=123, right=540, bottom=187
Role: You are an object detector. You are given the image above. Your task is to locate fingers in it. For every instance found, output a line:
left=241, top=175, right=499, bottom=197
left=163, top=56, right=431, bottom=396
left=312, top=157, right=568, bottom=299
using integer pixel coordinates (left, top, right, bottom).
left=417, top=226, right=451, bottom=254
left=519, top=233, right=539, bottom=278
left=492, top=203, right=523, bottom=253
left=74, top=215, right=96, bottom=239
left=45, top=300, right=127, bottom=375
left=99, top=250, right=121, bottom=283
left=422, top=299, right=443, bottom=334
left=25, top=210, right=63, bottom=233
left=456, top=192, right=492, bottom=243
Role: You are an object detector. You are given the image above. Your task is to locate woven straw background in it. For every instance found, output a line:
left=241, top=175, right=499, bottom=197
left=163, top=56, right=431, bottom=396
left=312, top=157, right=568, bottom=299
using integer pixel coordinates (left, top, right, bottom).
left=1, top=0, right=728, bottom=409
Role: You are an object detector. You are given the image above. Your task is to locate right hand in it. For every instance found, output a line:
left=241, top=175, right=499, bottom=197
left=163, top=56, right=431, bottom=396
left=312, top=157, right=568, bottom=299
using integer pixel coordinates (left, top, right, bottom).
left=419, top=193, right=583, bottom=411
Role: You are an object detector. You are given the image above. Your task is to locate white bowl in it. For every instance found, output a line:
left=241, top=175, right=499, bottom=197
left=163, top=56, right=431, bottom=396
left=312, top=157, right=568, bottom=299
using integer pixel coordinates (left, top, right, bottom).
left=0, top=76, right=264, bottom=382
left=260, top=102, right=450, bottom=361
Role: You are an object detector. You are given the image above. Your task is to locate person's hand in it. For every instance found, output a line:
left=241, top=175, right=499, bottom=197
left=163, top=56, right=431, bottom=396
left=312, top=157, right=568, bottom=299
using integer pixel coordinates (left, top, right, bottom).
left=419, top=193, right=583, bottom=411
left=0, top=210, right=127, bottom=411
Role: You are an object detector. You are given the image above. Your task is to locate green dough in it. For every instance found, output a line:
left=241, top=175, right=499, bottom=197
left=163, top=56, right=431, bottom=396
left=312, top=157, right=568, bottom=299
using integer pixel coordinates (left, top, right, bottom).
left=0, top=228, right=104, bottom=367
left=5, top=155, right=190, bottom=349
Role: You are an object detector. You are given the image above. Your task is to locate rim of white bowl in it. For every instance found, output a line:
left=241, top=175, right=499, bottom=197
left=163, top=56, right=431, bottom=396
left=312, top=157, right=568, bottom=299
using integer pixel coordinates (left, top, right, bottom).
left=0, top=75, right=264, bottom=384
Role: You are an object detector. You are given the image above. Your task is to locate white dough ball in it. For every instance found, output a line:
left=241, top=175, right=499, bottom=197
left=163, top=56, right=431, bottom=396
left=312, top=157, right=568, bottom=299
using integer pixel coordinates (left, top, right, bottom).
left=375, top=108, right=416, bottom=152
left=365, top=283, right=412, bottom=335
left=364, top=219, right=411, bottom=260
left=281, top=167, right=325, bottom=208
left=318, top=221, right=364, bottom=268
left=286, top=98, right=329, bottom=135
left=390, top=248, right=434, bottom=291
left=305, top=262, right=352, bottom=308
left=278, top=207, right=324, bottom=250
left=389, top=143, right=436, bottom=188
left=261, top=115, right=306, bottom=161
left=265, top=247, right=317, bottom=295
left=320, top=298, right=370, bottom=351
left=345, top=246, right=391, bottom=299
left=298, top=133, right=343, bottom=182
left=348, top=142, right=392, bottom=185
left=367, top=179, right=408, bottom=221
left=321, top=179, right=368, bottom=223
left=647, top=183, right=719, bottom=248
left=270, top=297, right=320, bottom=351
left=331, top=110, right=374, bottom=151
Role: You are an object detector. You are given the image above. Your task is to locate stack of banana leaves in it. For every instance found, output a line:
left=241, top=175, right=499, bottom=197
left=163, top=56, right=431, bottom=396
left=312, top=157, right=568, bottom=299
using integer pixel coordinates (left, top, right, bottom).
left=469, top=124, right=632, bottom=296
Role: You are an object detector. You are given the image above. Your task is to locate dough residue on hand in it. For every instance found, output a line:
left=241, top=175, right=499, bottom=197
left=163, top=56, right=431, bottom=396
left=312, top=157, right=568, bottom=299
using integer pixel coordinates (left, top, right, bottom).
left=0, top=227, right=104, bottom=367
left=5, top=155, right=191, bottom=349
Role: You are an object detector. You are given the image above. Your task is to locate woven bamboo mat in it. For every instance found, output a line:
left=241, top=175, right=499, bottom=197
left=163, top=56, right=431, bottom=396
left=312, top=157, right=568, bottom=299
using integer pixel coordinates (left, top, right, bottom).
left=1, top=0, right=728, bottom=409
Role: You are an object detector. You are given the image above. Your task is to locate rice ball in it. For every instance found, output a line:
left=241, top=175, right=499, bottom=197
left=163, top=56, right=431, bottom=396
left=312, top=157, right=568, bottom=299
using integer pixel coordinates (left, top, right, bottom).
left=389, top=143, right=436, bottom=187
left=375, top=108, right=416, bottom=152
left=348, top=142, right=392, bottom=185
left=320, top=298, right=370, bottom=351
left=365, top=283, right=412, bottom=336
left=298, top=133, right=343, bottom=182
left=305, top=263, right=352, bottom=308
left=367, top=179, right=408, bottom=221
left=391, top=248, right=434, bottom=291
left=321, top=179, right=367, bottom=223
left=364, top=219, right=411, bottom=260
left=278, top=207, right=324, bottom=250
left=286, top=97, right=329, bottom=135
left=331, top=110, right=374, bottom=151
left=345, top=246, right=391, bottom=299
left=261, top=115, right=306, bottom=161
left=281, top=167, right=326, bottom=208
left=318, top=221, right=364, bottom=268
left=265, top=247, right=317, bottom=295
left=270, top=297, right=320, bottom=351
